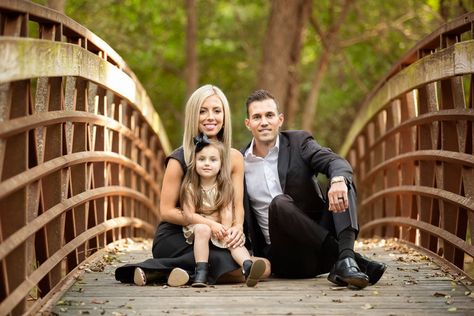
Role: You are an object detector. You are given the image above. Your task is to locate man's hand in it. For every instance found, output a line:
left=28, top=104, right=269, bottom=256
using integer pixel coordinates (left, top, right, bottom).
left=225, top=225, right=245, bottom=249
left=328, top=181, right=349, bottom=213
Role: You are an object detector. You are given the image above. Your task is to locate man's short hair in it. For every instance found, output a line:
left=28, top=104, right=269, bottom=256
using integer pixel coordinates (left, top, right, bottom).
left=245, top=89, right=279, bottom=117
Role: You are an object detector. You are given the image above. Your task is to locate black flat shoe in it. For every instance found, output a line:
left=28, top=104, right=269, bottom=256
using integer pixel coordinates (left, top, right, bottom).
left=327, top=257, right=369, bottom=289
left=355, top=254, right=387, bottom=285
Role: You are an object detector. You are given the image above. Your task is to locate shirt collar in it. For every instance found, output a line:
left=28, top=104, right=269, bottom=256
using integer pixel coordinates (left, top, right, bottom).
left=245, top=135, right=280, bottom=158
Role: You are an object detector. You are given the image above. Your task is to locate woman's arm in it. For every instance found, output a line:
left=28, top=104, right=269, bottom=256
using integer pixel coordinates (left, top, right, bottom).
left=220, top=203, right=233, bottom=228
left=159, top=159, right=189, bottom=225
left=226, top=148, right=245, bottom=248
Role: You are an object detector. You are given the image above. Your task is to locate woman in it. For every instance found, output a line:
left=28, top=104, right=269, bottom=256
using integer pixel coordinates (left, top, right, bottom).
left=115, top=84, right=270, bottom=285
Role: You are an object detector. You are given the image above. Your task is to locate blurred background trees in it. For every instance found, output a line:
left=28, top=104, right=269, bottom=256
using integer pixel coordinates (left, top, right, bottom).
left=35, top=0, right=473, bottom=150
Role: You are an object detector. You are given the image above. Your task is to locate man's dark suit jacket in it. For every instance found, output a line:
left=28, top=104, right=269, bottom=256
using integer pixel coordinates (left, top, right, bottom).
left=241, top=130, right=355, bottom=257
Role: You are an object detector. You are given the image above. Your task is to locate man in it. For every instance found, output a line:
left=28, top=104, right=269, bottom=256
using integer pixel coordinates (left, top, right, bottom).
left=241, top=90, right=386, bottom=289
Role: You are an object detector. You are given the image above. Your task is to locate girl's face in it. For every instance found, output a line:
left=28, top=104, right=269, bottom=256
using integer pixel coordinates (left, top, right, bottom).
left=199, top=95, right=224, bottom=139
left=195, top=145, right=221, bottom=180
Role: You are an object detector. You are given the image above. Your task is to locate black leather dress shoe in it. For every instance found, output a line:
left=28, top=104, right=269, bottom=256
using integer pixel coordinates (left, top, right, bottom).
left=355, top=254, right=387, bottom=285
left=327, top=257, right=369, bottom=289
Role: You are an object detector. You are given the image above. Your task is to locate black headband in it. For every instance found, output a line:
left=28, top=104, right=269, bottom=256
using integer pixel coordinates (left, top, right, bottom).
left=193, top=133, right=211, bottom=153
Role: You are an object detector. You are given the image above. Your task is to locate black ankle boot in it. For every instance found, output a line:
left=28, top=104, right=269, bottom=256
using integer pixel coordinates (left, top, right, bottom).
left=242, top=259, right=266, bottom=287
left=192, top=262, right=209, bottom=287
left=242, top=260, right=253, bottom=278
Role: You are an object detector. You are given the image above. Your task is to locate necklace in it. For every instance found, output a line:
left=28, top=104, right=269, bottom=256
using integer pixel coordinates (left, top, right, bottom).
left=201, top=182, right=217, bottom=191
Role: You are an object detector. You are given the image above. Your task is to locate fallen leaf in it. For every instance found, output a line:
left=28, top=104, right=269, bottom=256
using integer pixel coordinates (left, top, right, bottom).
left=330, top=287, right=345, bottom=291
left=447, top=307, right=457, bottom=312
left=362, top=303, right=374, bottom=310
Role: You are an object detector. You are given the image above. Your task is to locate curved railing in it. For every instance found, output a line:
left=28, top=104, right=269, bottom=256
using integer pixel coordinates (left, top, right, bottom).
left=340, top=12, right=474, bottom=279
left=0, top=1, right=171, bottom=315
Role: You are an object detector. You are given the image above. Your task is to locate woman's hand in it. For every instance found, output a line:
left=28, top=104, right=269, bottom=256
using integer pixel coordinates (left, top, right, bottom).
left=226, top=225, right=245, bottom=249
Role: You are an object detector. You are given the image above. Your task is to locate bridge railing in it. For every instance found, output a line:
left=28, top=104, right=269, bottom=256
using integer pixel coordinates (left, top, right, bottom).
left=0, top=1, right=171, bottom=315
left=340, top=12, right=474, bottom=280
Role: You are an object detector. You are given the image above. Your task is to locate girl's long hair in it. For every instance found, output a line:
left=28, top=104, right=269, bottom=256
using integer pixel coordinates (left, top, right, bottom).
left=182, top=84, right=232, bottom=166
left=180, top=141, right=233, bottom=214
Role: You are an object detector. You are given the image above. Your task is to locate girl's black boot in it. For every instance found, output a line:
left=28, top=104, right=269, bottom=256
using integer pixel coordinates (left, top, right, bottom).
left=192, top=262, right=209, bottom=287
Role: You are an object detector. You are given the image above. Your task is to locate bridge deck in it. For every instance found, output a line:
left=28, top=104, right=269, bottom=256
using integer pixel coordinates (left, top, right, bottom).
left=43, top=239, right=474, bottom=315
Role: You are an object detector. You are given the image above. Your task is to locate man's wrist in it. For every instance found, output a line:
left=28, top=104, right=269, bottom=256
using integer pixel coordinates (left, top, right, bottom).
left=330, top=176, right=346, bottom=185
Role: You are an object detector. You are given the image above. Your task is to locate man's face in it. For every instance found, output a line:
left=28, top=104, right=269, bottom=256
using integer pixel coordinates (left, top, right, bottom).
left=245, top=98, right=284, bottom=145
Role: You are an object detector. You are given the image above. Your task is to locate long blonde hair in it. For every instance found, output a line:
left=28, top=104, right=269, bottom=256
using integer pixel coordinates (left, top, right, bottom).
left=180, top=140, right=233, bottom=213
left=182, top=84, right=232, bottom=166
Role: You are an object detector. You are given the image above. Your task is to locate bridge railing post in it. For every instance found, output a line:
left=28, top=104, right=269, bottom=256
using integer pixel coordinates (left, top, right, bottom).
left=0, top=1, right=171, bottom=315
left=340, top=12, right=474, bottom=280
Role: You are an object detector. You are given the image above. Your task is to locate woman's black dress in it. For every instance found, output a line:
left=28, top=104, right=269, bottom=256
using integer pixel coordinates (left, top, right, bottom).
left=114, top=147, right=240, bottom=284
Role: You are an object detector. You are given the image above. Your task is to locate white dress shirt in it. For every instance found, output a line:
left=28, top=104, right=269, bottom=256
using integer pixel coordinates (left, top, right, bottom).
left=244, top=136, right=283, bottom=245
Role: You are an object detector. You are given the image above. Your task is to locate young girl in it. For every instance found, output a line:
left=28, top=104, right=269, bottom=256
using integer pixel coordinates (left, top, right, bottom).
left=181, top=134, right=265, bottom=287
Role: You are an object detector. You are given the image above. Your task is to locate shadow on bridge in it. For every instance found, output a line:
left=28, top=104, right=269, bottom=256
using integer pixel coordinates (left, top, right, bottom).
left=0, top=1, right=473, bottom=315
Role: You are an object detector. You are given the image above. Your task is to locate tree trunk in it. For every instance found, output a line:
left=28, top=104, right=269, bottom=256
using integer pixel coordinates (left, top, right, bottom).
left=302, top=0, right=353, bottom=133
left=301, top=48, right=330, bottom=132
left=47, top=0, right=65, bottom=13
left=257, top=0, right=310, bottom=120
left=185, top=0, right=198, bottom=97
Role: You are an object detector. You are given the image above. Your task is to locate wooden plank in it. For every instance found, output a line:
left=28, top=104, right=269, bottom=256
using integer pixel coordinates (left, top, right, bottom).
left=44, top=238, right=474, bottom=315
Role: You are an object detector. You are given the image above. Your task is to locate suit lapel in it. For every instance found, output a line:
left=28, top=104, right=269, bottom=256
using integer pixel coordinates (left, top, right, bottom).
left=277, top=133, right=290, bottom=192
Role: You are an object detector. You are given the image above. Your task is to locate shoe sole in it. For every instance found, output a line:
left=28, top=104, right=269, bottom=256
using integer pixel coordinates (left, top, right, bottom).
left=327, top=273, right=347, bottom=286
left=339, top=275, right=369, bottom=289
left=246, top=259, right=266, bottom=287
left=167, top=268, right=189, bottom=287
left=133, top=268, right=146, bottom=286
left=191, top=282, right=207, bottom=288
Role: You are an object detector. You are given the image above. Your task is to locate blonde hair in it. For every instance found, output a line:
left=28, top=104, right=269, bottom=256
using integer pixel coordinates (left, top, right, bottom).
left=182, top=84, right=232, bottom=165
left=180, top=141, right=233, bottom=214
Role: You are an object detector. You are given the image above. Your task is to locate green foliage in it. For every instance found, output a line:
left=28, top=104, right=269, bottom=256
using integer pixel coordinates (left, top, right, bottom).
left=298, top=0, right=454, bottom=149
left=56, top=0, right=268, bottom=148
left=31, top=0, right=473, bottom=150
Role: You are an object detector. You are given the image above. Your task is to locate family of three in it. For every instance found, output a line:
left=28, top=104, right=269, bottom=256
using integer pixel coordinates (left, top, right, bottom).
left=115, top=84, right=387, bottom=289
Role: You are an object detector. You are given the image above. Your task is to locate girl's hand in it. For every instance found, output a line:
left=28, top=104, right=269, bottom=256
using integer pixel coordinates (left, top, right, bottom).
left=210, top=222, right=227, bottom=240
left=226, top=225, right=244, bottom=249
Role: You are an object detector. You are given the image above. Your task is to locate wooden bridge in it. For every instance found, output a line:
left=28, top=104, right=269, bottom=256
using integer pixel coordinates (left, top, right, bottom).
left=0, top=1, right=473, bottom=315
